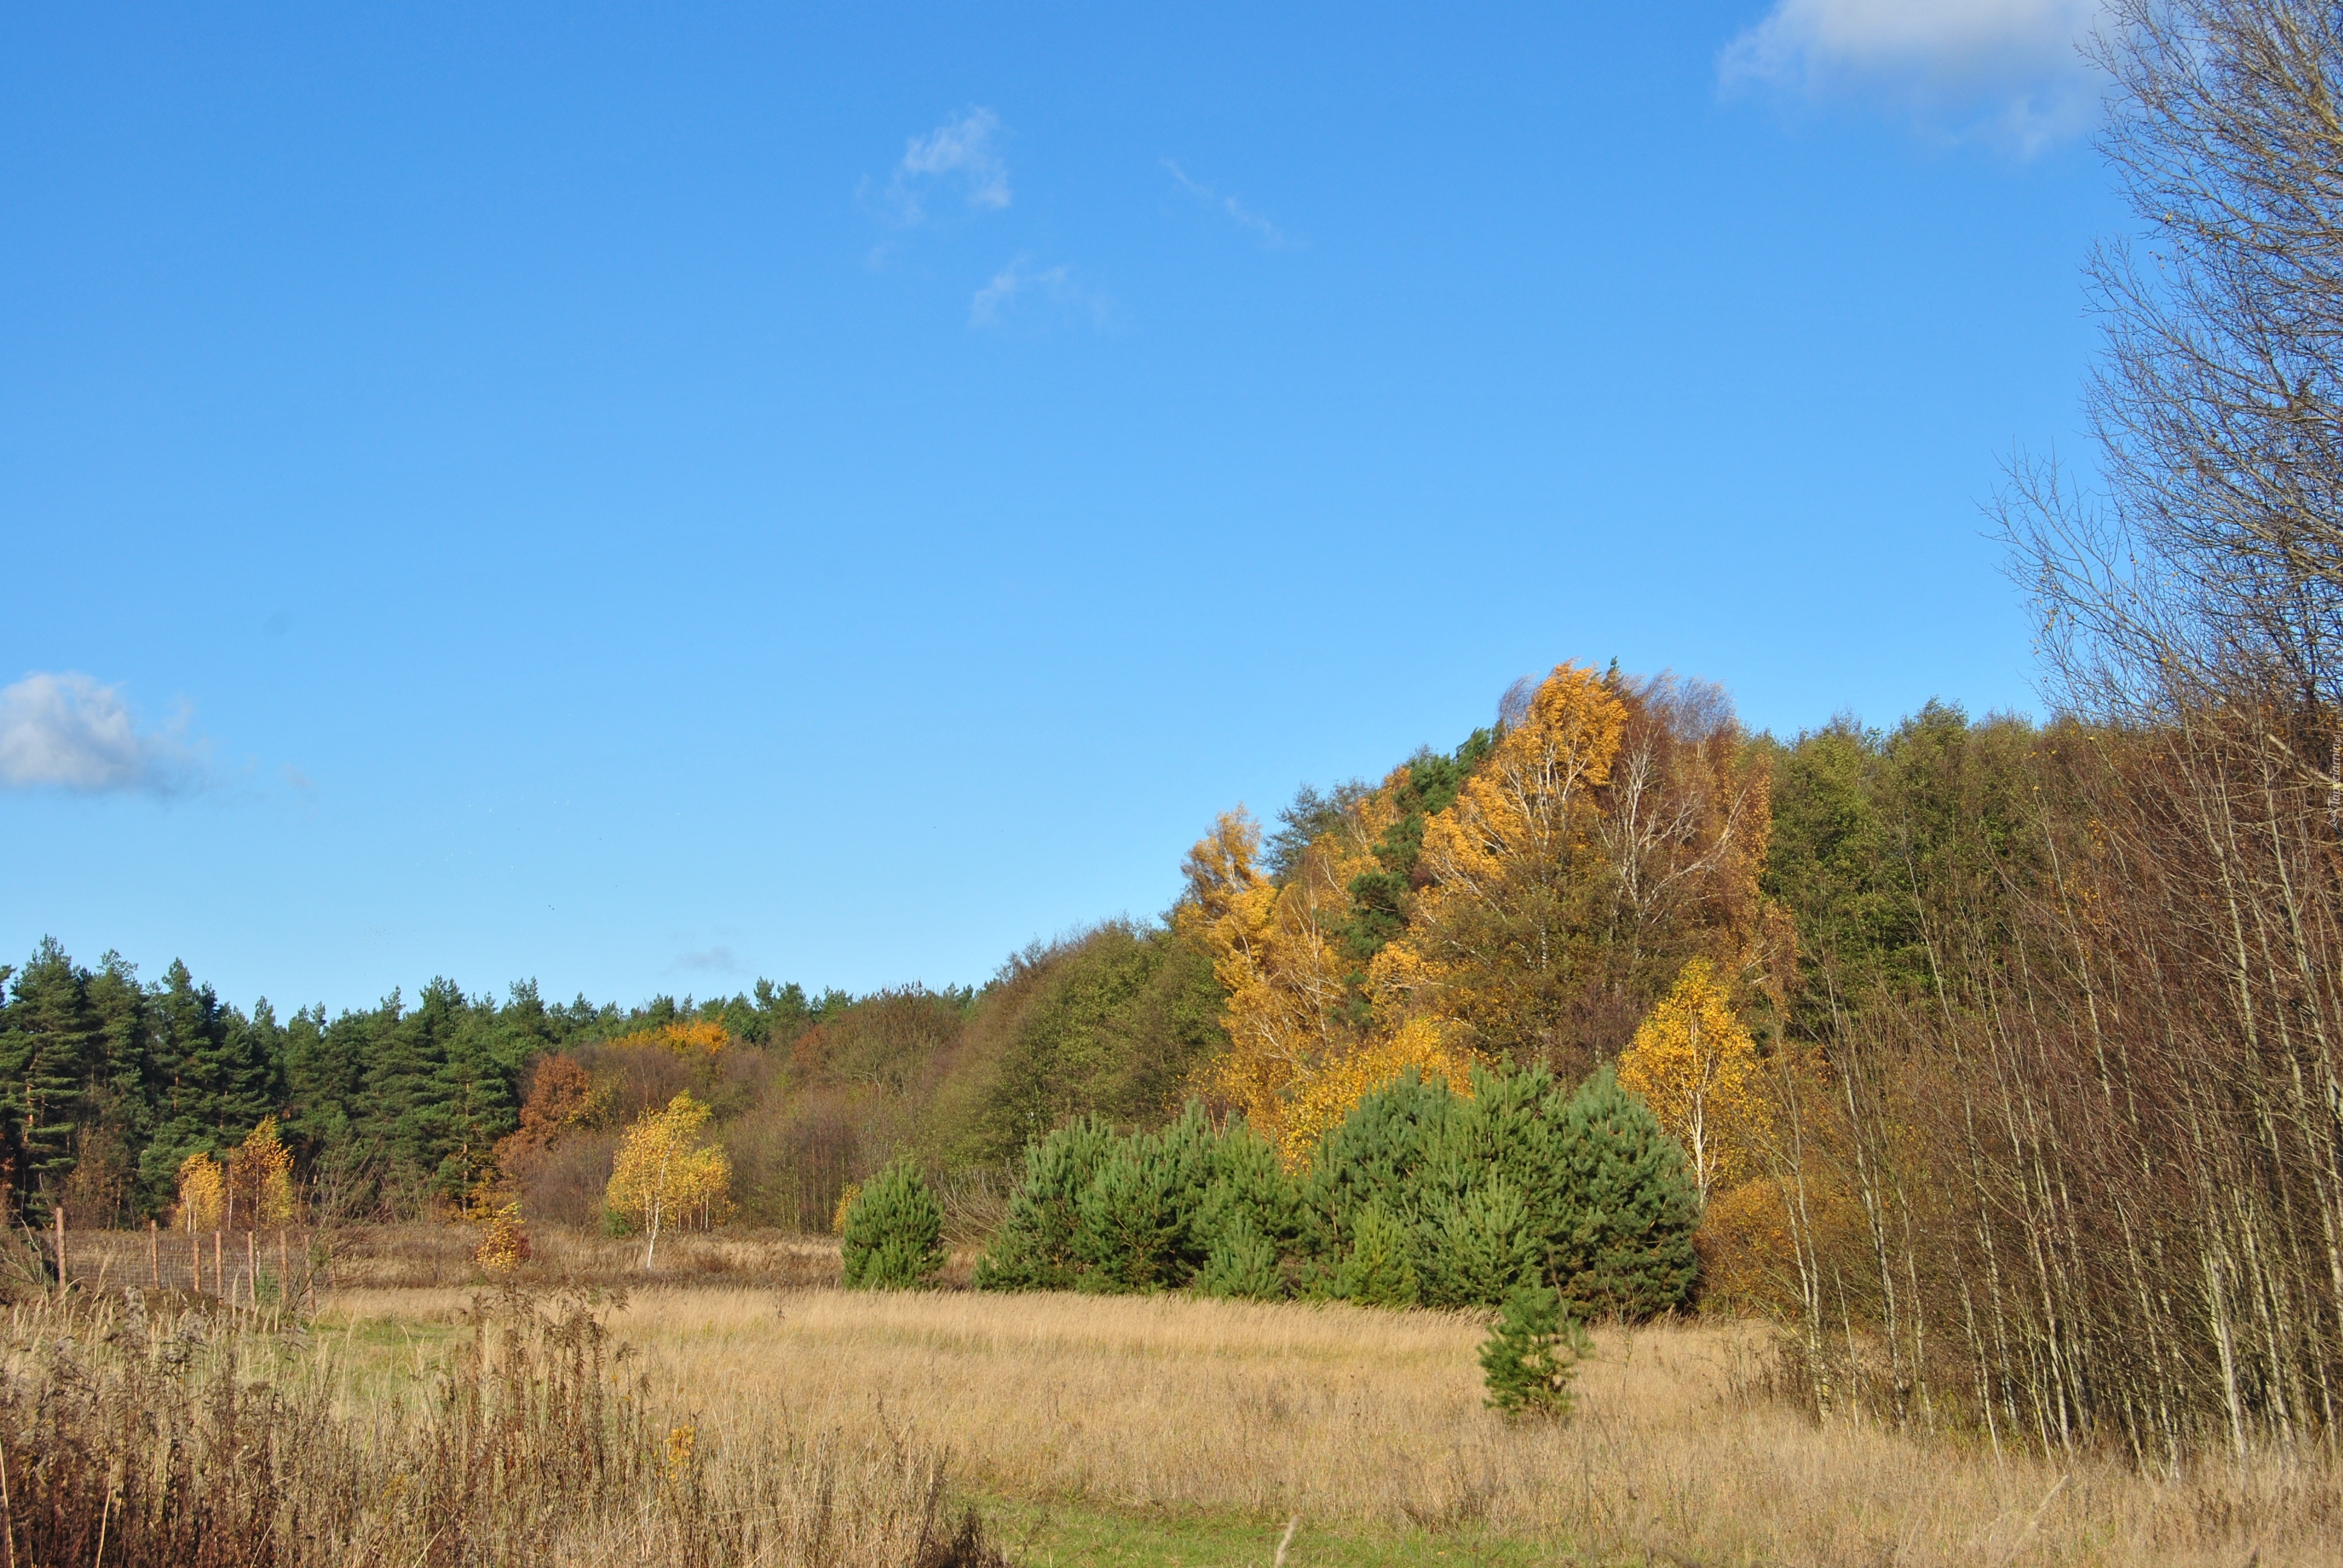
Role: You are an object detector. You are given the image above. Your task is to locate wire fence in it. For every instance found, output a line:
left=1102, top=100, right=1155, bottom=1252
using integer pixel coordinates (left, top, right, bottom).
left=33, top=1217, right=326, bottom=1307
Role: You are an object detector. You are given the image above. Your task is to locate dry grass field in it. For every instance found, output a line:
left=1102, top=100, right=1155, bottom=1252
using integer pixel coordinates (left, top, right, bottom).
left=304, top=1282, right=2340, bottom=1567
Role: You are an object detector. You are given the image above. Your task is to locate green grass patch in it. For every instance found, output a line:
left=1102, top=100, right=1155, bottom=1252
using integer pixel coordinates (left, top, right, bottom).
left=975, top=1497, right=1570, bottom=1568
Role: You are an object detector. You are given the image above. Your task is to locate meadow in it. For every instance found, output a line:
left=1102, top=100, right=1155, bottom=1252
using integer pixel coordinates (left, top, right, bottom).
left=11, top=1227, right=2338, bottom=1567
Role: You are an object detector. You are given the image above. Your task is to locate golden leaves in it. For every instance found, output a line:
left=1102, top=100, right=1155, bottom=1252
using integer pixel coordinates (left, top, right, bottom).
left=605, top=1019, right=730, bottom=1056
left=1371, top=664, right=1628, bottom=1060
left=229, top=1115, right=298, bottom=1228
left=175, top=1151, right=224, bottom=1232
left=606, top=1093, right=732, bottom=1252
left=1616, top=958, right=1769, bottom=1202
left=1276, top=1017, right=1481, bottom=1166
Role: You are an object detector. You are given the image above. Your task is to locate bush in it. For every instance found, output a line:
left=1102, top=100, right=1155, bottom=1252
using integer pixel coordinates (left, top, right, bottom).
left=1551, top=1066, right=1699, bottom=1319
left=979, top=1104, right=1304, bottom=1296
left=1331, top=1200, right=1420, bottom=1307
left=1479, top=1282, right=1589, bottom=1418
left=1303, top=1063, right=1700, bottom=1318
left=1191, top=1214, right=1282, bottom=1299
left=974, top=1117, right=1114, bottom=1290
left=841, top=1160, right=945, bottom=1290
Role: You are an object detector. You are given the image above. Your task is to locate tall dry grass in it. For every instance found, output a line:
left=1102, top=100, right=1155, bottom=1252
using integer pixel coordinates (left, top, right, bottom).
left=323, top=1285, right=2342, bottom=1567
left=0, top=1285, right=1003, bottom=1568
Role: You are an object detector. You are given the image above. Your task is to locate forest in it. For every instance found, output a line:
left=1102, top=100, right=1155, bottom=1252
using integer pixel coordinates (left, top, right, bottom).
left=8, top=0, right=2343, bottom=1475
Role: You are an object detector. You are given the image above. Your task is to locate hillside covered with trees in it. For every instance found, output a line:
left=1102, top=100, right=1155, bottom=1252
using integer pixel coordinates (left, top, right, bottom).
left=8, top=0, right=2343, bottom=1467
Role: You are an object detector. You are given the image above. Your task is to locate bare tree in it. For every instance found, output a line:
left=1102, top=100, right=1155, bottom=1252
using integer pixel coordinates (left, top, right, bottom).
left=2014, top=0, right=2343, bottom=725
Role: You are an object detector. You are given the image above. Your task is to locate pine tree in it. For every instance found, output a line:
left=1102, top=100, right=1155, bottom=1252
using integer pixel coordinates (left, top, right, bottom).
left=975, top=1117, right=1113, bottom=1290
left=1552, top=1066, right=1700, bottom=1319
left=0, top=939, right=98, bottom=1218
left=1073, top=1132, right=1188, bottom=1292
left=841, top=1158, right=945, bottom=1290
left=1331, top=1200, right=1420, bottom=1307
left=1192, top=1212, right=1283, bottom=1299
left=1478, top=1282, right=1588, bottom=1419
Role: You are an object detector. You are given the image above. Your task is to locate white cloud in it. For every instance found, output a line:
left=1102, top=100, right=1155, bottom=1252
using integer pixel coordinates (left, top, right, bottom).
left=0, top=671, right=198, bottom=794
left=1162, top=160, right=1297, bottom=249
left=888, top=108, right=1011, bottom=224
left=969, top=254, right=1110, bottom=328
left=1721, top=0, right=2106, bottom=150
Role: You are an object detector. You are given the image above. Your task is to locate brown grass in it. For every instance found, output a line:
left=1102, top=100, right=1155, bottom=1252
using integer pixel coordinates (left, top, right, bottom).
left=0, top=1285, right=1004, bottom=1567
left=316, top=1285, right=2343, bottom=1567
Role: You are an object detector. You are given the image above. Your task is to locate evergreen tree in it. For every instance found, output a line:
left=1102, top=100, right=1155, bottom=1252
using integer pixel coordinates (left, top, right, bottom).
left=1552, top=1067, right=1700, bottom=1319
left=975, top=1117, right=1115, bottom=1290
left=1478, top=1282, right=1589, bottom=1419
left=1330, top=1200, right=1420, bottom=1307
left=1192, top=1213, right=1282, bottom=1299
left=841, top=1159, right=945, bottom=1289
left=0, top=939, right=98, bottom=1218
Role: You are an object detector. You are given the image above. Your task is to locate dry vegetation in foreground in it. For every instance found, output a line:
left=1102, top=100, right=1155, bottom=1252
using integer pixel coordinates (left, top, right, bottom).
left=0, top=1285, right=1004, bottom=1568
left=316, top=1285, right=2342, bottom=1567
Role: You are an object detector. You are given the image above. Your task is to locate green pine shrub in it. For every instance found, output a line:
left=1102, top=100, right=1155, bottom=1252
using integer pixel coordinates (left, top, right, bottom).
left=1552, top=1066, right=1700, bottom=1319
left=1297, top=1063, right=1699, bottom=1318
left=978, top=1103, right=1305, bottom=1295
left=1419, top=1174, right=1542, bottom=1308
left=839, top=1158, right=945, bottom=1290
left=1478, top=1281, right=1590, bottom=1418
left=1192, top=1213, right=1283, bottom=1299
left=1331, top=1199, right=1421, bottom=1306
left=974, top=1117, right=1113, bottom=1290
left=1073, top=1132, right=1189, bottom=1291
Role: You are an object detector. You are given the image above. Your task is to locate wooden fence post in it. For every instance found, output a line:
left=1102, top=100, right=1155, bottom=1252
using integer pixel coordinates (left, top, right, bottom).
left=149, top=1220, right=160, bottom=1290
left=52, top=1207, right=64, bottom=1295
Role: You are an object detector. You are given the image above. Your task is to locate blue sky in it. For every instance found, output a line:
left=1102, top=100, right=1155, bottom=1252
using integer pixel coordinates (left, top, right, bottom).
left=3, top=1, right=2121, bottom=1012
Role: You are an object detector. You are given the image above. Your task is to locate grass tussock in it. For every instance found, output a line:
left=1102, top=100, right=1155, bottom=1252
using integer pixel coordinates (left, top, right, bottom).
left=0, top=1285, right=1003, bottom=1568
left=324, top=1285, right=2342, bottom=1567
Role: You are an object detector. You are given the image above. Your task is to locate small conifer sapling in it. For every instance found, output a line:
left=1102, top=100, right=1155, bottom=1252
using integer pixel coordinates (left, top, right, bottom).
left=1478, top=1282, right=1588, bottom=1419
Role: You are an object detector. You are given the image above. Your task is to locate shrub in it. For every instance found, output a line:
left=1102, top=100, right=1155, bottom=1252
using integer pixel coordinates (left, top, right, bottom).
left=1073, top=1135, right=1188, bottom=1292
left=1191, top=1214, right=1283, bottom=1299
left=1331, top=1200, right=1421, bottom=1307
left=1479, top=1281, right=1589, bottom=1419
left=1552, top=1066, right=1700, bottom=1318
left=841, top=1160, right=946, bottom=1290
left=1302, top=1063, right=1700, bottom=1318
left=974, top=1117, right=1114, bottom=1290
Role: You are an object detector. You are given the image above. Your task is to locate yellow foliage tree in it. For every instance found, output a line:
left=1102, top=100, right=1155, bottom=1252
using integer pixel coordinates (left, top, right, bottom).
left=1176, top=790, right=1407, bottom=1157
left=1277, top=1016, right=1481, bottom=1163
left=175, top=1151, right=224, bottom=1232
left=228, top=1116, right=298, bottom=1229
left=1369, top=663, right=1628, bottom=1063
left=1616, top=958, right=1769, bottom=1202
left=605, top=1093, right=731, bottom=1269
left=606, top=1019, right=729, bottom=1056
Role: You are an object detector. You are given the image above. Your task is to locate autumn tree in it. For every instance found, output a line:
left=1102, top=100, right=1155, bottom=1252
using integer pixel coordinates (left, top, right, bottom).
left=227, top=1116, right=298, bottom=1228
left=1369, top=663, right=1627, bottom=1070
left=175, top=1151, right=223, bottom=1232
left=1616, top=959, right=1768, bottom=1203
left=605, top=1093, right=730, bottom=1269
left=1176, top=806, right=1386, bottom=1156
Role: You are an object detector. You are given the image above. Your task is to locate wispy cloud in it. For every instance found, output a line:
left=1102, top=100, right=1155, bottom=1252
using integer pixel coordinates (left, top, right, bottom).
left=673, top=946, right=741, bottom=975
left=969, top=254, right=1112, bottom=328
left=1162, top=160, right=1297, bottom=249
left=884, top=107, right=1012, bottom=226
left=0, top=671, right=202, bottom=795
left=1720, top=0, right=2106, bottom=152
